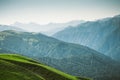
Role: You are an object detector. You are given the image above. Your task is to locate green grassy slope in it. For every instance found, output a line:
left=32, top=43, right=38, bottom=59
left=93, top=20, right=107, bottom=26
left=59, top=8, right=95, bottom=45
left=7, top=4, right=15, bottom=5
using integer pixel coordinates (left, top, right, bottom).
left=0, top=54, right=90, bottom=80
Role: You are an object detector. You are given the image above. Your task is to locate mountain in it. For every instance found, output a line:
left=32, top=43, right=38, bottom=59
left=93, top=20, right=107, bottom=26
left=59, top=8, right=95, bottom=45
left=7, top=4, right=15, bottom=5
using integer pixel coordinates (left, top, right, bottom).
left=12, top=20, right=84, bottom=35
left=0, top=54, right=84, bottom=80
left=0, top=25, right=25, bottom=32
left=0, top=30, right=120, bottom=80
left=0, top=48, right=15, bottom=53
left=53, top=15, right=120, bottom=62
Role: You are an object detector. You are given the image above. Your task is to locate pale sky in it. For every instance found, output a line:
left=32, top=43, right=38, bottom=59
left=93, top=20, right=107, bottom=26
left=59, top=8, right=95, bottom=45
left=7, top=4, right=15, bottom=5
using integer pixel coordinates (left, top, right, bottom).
left=0, top=0, right=120, bottom=25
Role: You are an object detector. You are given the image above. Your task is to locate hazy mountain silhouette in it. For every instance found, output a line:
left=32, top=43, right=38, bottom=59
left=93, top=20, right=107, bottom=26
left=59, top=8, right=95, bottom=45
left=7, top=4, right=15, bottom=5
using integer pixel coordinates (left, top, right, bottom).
left=0, top=25, right=25, bottom=32
left=12, top=20, right=84, bottom=35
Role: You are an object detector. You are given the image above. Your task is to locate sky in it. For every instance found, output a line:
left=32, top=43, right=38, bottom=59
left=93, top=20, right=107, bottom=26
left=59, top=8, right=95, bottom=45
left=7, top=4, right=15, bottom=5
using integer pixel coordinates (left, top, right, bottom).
left=0, top=0, right=120, bottom=25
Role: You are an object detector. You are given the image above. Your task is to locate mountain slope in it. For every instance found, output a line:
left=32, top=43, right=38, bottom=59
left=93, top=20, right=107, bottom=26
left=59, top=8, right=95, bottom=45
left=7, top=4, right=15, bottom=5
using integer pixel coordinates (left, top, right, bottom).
left=39, top=54, right=120, bottom=80
left=0, top=48, right=15, bottom=53
left=53, top=15, right=120, bottom=61
left=0, top=54, right=84, bottom=80
left=0, top=30, right=104, bottom=59
left=0, top=30, right=120, bottom=80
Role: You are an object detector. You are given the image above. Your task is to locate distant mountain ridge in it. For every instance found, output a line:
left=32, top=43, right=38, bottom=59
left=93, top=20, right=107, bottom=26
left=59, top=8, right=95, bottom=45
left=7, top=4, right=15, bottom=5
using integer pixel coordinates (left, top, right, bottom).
left=12, top=20, right=84, bottom=35
left=0, top=30, right=120, bottom=80
left=53, top=15, right=120, bottom=62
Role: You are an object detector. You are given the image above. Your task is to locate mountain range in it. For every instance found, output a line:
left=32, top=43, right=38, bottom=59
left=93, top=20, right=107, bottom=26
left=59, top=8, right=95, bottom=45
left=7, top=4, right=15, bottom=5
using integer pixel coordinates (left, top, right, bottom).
left=53, top=15, right=120, bottom=62
left=0, top=30, right=120, bottom=80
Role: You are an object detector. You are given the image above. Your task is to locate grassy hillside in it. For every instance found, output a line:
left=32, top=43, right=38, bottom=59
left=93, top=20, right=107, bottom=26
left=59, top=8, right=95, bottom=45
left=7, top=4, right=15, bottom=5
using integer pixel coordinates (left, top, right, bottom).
left=0, top=53, right=89, bottom=80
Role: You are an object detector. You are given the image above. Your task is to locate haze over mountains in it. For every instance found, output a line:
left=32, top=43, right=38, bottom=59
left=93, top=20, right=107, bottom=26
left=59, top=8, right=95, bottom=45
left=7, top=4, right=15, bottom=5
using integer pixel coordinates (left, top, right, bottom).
left=11, top=20, right=84, bottom=35
left=0, top=25, right=25, bottom=32
left=53, top=15, right=120, bottom=62
left=0, top=30, right=120, bottom=80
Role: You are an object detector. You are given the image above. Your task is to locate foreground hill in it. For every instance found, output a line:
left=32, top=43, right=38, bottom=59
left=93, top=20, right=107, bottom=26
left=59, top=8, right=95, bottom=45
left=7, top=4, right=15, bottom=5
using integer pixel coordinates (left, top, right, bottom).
left=53, top=15, right=120, bottom=62
left=0, top=54, right=85, bottom=80
left=0, top=30, right=120, bottom=80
